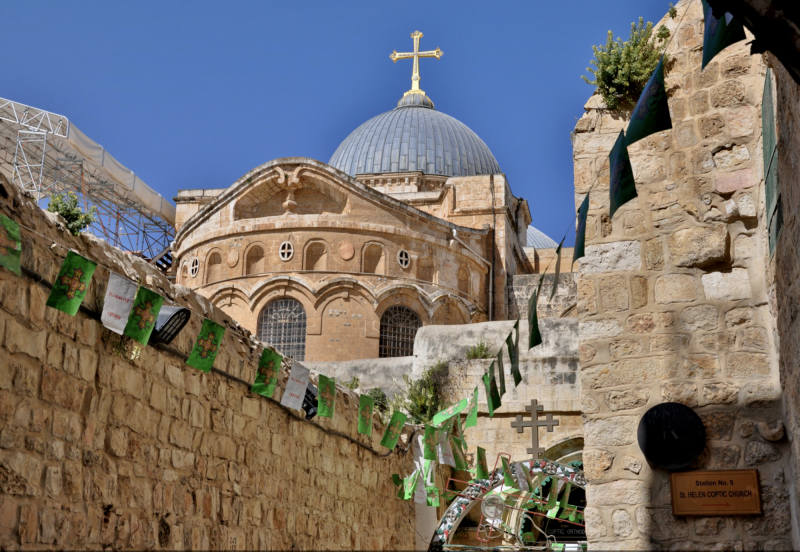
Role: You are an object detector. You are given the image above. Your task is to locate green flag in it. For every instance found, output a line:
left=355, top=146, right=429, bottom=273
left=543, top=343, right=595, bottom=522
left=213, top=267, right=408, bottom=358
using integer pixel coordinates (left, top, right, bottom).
left=464, top=386, right=479, bottom=428
left=318, top=375, right=336, bottom=418
left=450, top=433, right=468, bottom=470
left=358, top=394, right=374, bottom=436
left=380, top=410, right=407, bottom=450
left=46, top=251, right=97, bottom=316
left=549, top=237, right=564, bottom=302
left=573, top=194, right=590, bottom=265
left=701, top=0, right=746, bottom=69
left=557, top=483, right=574, bottom=520
left=609, top=130, right=637, bottom=219
left=507, top=322, right=521, bottom=387
left=527, top=289, right=542, bottom=349
left=501, top=457, right=517, bottom=489
left=546, top=480, right=559, bottom=510
left=403, top=470, right=420, bottom=501
left=475, top=446, right=489, bottom=480
left=482, top=364, right=501, bottom=416
left=432, top=397, right=469, bottom=427
left=186, top=318, right=225, bottom=372
left=0, top=215, right=22, bottom=276
left=252, top=348, right=282, bottom=398
left=625, top=56, right=672, bottom=145
left=425, top=486, right=440, bottom=507
left=495, top=347, right=506, bottom=397
left=423, top=424, right=438, bottom=461
left=122, top=287, right=164, bottom=345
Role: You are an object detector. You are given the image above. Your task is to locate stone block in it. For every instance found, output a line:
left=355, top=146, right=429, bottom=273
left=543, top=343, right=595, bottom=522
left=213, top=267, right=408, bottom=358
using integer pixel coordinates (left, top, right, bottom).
left=745, top=441, right=781, bottom=465
left=612, top=509, right=633, bottom=538
left=44, top=466, right=62, bottom=498
left=623, top=456, right=642, bottom=475
left=699, top=114, right=725, bottom=138
left=655, top=274, right=698, bottom=304
left=689, top=91, right=709, bottom=115
left=585, top=416, right=639, bottom=446
left=587, top=479, right=651, bottom=505
left=583, top=449, right=615, bottom=481
left=726, top=106, right=754, bottom=137
left=667, top=225, right=728, bottom=267
left=703, top=382, right=740, bottom=405
left=583, top=507, right=607, bottom=539
left=609, top=339, right=643, bottom=358
left=107, top=428, right=128, bottom=457
left=650, top=334, right=689, bottom=352
left=680, top=305, right=719, bottom=331
left=710, top=79, right=746, bottom=107
left=725, top=306, right=753, bottom=327
left=583, top=356, right=679, bottom=389
left=630, top=156, right=666, bottom=184
left=715, top=168, right=756, bottom=193
left=580, top=344, right=597, bottom=364
left=741, top=326, right=768, bottom=350
left=713, top=144, right=750, bottom=169
left=695, top=516, right=725, bottom=536
left=626, top=313, right=655, bottom=334
left=702, top=268, right=751, bottom=301
left=727, top=352, right=769, bottom=378
left=111, top=364, right=144, bottom=399
left=635, top=507, right=689, bottom=540
left=605, top=388, right=649, bottom=411
left=78, top=349, right=98, bottom=382
left=701, top=411, right=736, bottom=441
left=684, top=354, right=721, bottom=378
left=674, top=120, right=699, bottom=147
left=644, top=238, right=664, bottom=270
left=5, top=318, right=46, bottom=362
left=579, top=319, right=623, bottom=340
left=623, top=210, right=647, bottom=237
left=630, top=277, right=647, bottom=309
left=597, top=276, right=629, bottom=312
left=581, top=241, right=641, bottom=274
left=41, top=365, right=85, bottom=412
left=661, top=382, right=698, bottom=407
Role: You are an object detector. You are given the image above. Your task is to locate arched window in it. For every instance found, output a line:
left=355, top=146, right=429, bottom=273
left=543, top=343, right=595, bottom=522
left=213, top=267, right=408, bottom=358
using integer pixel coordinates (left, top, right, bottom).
left=457, top=267, right=469, bottom=295
left=245, top=246, right=265, bottom=275
left=257, top=298, right=307, bottom=360
left=379, top=305, right=421, bottom=358
left=363, top=244, right=385, bottom=274
left=206, top=252, right=223, bottom=284
left=305, top=241, right=328, bottom=271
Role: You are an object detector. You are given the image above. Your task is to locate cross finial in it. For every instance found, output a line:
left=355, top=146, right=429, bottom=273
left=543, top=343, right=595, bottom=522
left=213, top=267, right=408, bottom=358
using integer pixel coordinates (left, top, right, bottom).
left=509, top=399, right=560, bottom=460
left=390, top=31, right=443, bottom=96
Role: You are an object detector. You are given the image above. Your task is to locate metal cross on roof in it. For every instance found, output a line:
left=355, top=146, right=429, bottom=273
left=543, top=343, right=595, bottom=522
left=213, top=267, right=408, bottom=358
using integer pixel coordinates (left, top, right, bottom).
left=510, top=399, right=560, bottom=460
left=390, top=31, right=443, bottom=96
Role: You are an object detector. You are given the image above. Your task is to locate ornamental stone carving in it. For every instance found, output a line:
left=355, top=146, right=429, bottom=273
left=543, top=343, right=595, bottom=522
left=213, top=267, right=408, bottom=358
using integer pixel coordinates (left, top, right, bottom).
left=339, top=241, right=355, bottom=261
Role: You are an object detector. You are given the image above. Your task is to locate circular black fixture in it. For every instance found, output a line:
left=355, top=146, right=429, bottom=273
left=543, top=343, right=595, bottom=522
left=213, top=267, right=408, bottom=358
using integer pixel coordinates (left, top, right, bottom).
left=637, top=402, right=706, bottom=470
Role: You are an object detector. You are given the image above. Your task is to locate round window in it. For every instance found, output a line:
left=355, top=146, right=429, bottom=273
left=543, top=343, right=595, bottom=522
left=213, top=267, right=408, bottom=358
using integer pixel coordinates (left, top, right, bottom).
left=397, top=249, right=411, bottom=269
left=279, top=241, right=294, bottom=261
left=189, top=258, right=199, bottom=277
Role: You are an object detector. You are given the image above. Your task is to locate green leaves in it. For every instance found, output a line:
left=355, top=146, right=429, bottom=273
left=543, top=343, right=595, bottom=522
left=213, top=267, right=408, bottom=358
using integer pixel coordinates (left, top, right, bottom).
left=47, top=191, right=97, bottom=236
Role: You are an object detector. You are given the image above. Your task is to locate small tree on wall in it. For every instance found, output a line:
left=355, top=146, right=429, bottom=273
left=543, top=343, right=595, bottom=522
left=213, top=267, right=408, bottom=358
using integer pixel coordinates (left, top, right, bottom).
left=47, top=191, right=97, bottom=236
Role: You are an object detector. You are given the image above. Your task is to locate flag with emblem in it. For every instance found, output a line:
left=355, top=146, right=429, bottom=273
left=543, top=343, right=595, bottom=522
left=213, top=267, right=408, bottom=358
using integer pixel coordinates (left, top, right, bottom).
left=0, top=215, right=21, bottom=276
left=101, top=273, right=137, bottom=335
left=317, top=374, right=336, bottom=418
left=701, top=0, right=746, bottom=69
left=609, top=130, right=637, bottom=218
left=573, top=194, right=590, bottom=265
left=450, top=433, right=468, bottom=471
left=358, top=394, right=374, bottom=436
left=507, top=321, right=521, bottom=387
left=122, top=286, right=164, bottom=344
left=476, top=446, right=490, bottom=480
left=186, top=318, right=225, bottom=372
left=422, top=424, right=438, bottom=461
left=465, top=386, right=479, bottom=428
left=251, top=348, right=282, bottom=399
left=402, top=470, right=420, bottom=501
left=425, top=485, right=440, bottom=508
left=432, top=397, right=469, bottom=427
left=380, top=410, right=408, bottom=450
left=501, top=456, right=518, bottom=489
left=625, top=56, right=672, bottom=145
left=46, top=251, right=97, bottom=316
left=482, top=369, right=501, bottom=417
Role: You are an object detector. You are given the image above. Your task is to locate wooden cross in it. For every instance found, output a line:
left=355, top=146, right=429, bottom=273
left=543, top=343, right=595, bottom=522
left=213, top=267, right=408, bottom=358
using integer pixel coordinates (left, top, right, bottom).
left=196, top=332, right=218, bottom=359
left=132, top=300, right=155, bottom=330
left=390, top=31, right=443, bottom=95
left=59, top=268, right=87, bottom=299
left=510, top=399, right=560, bottom=459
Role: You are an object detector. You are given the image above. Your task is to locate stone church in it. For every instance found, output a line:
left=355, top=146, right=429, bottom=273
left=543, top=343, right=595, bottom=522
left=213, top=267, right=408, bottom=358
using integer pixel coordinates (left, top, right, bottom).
left=172, top=32, right=558, bottom=362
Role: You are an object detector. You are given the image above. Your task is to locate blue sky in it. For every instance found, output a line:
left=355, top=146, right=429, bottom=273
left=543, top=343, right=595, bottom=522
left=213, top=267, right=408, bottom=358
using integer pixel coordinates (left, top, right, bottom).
left=4, top=0, right=671, bottom=245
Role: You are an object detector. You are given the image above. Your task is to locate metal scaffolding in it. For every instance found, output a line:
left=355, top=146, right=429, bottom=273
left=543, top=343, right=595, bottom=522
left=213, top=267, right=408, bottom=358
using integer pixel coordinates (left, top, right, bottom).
left=0, top=97, right=175, bottom=272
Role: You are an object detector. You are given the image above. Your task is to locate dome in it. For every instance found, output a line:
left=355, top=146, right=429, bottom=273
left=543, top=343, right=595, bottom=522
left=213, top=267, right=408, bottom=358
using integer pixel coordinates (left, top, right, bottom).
left=329, top=94, right=501, bottom=178
left=526, top=225, right=558, bottom=249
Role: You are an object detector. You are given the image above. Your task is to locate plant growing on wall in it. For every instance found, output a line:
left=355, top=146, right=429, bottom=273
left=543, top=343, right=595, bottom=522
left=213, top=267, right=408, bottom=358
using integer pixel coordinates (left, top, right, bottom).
left=466, top=341, right=492, bottom=360
left=47, top=191, right=97, bottom=236
left=390, top=360, right=448, bottom=424
left=582, top=16, right=670, bottom=110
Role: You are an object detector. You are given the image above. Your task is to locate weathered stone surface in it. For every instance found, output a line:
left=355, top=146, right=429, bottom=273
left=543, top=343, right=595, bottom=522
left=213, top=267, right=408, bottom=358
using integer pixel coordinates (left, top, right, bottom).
left=715, top=168, right=757, bottom=193
left=680, top=305, right=719, bottom=331
left=699, top=114, right=725, bottom=138
left=584, top=417, right=638, bottom=446
left=588, top=480, right=651, bottom=506
left=710, top=79, right=746, bottom=107
left=626, top=313, right=656, bottom=334
left=661, top=382, right=698, bottom=407
left=745, top=441, right=781, bottom=465
left=698, top=331, right=736, bottom=351
left=612, top=509, right=633, bottom=538
left=584, top=507, right=607, bottom=539
left=644, top=238, right=665, bottom=270
left=727, top=352, right=770, bottom=378
left=604, top=389, right=650, bottom=411
left=580, top=320, right=623, bottom=340
left=5, top=318, right=46, bottom=362
left=584, top=449, right=615, bottom=481
left=583, top=356, right=678, bottom=389
left=581, top=242, right=641, bottom=275
left=580, top=344, right=597, bottom=364
left=650, top=333, right=689, bottom=352
left=684, top=354, right=721, bottom=378
left=630, top=277, right=648, bottom=309
left=623, top=456, right=642, bottom=475
left=695, top=517, right=726, bottom=536
left=725, top=307, right=753, bottom=327
left=741, top=326, right=768, bottom=351
left=700, top=412, right=736, bottom=441
left=598, top=276, right=629, bottom=312
left=713, top=144, right=750, bottom=169
left=726, top=105, right=755, bottom=137
left=667, top=225, right=728, bottom=267
left=41, top=365, right=85, bottom=412
left=703, top=382, right=740, bottom=405
left=702, top=268, right=752, bottom=301
left=655, top=274, right=698, bottom=304
left=636, top=507, right=690, bottom=540
left=609, top=339, right=643, bottom=358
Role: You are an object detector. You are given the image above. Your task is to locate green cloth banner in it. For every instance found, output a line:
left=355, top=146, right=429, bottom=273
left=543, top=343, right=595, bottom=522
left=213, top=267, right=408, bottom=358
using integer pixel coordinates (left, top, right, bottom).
left=527, top=289, right=542, bottom=349
left=626, top=56, right=672, bottom=145
left=496, top=347, right=506, bottom=397
left=464, top=386, right=479, bottom=428
left=507, top=321, right=521, bottom=387
left=186, top=318, right=225, bottom=373
left=432, top=397, right=469, bottom=427
left=403, top=470, right=420, bottom=501
left=609, top=130, right=637, bottom=218
left=549, top=238, right=564, bottom=302
left=380, top=410, right=407, bottom=450
left=391, top=473, right=404, bottom=499
left=46, top=251, right=97, bottom=316
left=546, top=479, right=559, bottom=510
left=318, top=374, right=336, bottom=418
left=482, top=368, right=501, bottom=416
left=701, top=0, right=746, bottom=69
left=450, top=433, right=468, bottom=470
left=0, top=215, right=22, bottom=276
left=122, top=286, right=164, bottom=345
left=476, top=446, right=489, bottom=480
left=501, top=456, right=517, bottom=489
left=425, top=486, right=440, bottom=508
left=573, top=194, right=590, bottom=265
left=252, top=349, right=282, bottom=399
left=557, top=483, right=574, bottom=520
left=423, top=424, right=438, bottom=461
left=358, top=394, right=374, bottom=436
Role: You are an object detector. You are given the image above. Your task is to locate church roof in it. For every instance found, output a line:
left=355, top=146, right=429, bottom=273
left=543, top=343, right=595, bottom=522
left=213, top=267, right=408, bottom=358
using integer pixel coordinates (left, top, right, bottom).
left=526, top=225, right=558, bottom=249
left=328, top=100, right=501, bottom=178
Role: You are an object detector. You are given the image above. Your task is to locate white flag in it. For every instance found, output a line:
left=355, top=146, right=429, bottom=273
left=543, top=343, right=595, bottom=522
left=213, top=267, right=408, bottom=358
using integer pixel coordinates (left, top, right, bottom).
left=513, top=462, right=530, bottom=492
left=437, top=430, right=456, bottom=467
left=412, top=435, right=429, bottom=504
left=280, top=361, right=309, bottom=411
left=101, top=273, right=138, bottom=334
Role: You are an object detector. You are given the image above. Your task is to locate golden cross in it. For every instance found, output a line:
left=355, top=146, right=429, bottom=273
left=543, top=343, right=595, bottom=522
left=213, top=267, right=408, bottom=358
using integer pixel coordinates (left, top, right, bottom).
left=390, top=31, right=442, bottom=95
left=132, top=300, right=155, bottom=330
left=59, top=268, right=87, bottom=300
left=197, top=332, right=218, bottom=359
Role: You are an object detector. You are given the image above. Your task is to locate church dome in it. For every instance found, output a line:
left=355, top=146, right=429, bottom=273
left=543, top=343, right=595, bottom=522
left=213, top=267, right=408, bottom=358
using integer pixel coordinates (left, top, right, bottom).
left=329, top=95, right=501, bottom=178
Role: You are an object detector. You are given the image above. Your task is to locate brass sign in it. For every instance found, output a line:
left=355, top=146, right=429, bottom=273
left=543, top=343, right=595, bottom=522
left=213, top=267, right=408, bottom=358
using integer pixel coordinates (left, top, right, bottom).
left=670, top=470, right=761, bottom=516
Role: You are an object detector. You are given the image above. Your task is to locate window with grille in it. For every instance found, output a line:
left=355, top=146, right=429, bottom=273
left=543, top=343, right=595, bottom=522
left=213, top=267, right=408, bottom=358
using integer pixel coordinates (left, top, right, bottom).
left=762, top=68, right=782, bottom=255
left=379, top=305, right=421, bottom=358
left=258, top=298, right=307, bottom=360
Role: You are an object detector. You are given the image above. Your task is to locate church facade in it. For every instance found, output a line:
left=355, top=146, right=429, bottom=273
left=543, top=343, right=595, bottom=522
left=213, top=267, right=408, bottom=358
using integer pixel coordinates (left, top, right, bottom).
left=172, top=34, right=542, bottom=362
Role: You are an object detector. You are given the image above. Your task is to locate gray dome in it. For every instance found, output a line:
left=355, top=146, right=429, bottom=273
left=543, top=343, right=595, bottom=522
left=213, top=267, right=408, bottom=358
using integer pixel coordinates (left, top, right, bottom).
left=526, top=225, right=558, bottom=249
left=329, top=98, right=501, bottom=178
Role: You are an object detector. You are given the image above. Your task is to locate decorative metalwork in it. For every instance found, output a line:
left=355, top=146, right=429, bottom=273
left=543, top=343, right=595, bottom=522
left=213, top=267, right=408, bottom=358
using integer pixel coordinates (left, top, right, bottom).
left=379, top=305, right=421, bottom=358
left=397, top=249, right=410, bottom=269
left=390, top=31, right=443, bottom=96
left=279, top=241, right=294, bottom=261
left=258, top=298, right=307, bottom=360
left=510, top=399, right=560, bottom=460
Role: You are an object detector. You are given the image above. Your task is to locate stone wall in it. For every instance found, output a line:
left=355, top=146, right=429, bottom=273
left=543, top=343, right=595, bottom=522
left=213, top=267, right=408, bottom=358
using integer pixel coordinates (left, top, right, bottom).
left=0, top=173, right=416, bottom=550
left=573, top=1, right=794, bottom=549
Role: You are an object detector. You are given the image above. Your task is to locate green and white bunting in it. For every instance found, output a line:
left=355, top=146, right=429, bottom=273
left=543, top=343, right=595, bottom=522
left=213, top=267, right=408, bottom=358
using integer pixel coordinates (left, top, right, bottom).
left=464, top=386, right=479, bottom=429
left=626, top=55, right=672, bottom=145
left=46, top=251, right=97, bottom=316
left=476, top=446, right=489, bottom=480
left=425, top=485, right=440, bottom=508
left=122, top=286, right=164, bottom=345
left=507, top=321, right=521, bottom=387
left=495, top=347, right=506, bottom=397
left=358, top=394, right=374, bottom=436
left=318, top=374, right=336, bottom=418
left=450, top=433, right=468, bottom=471
left=186, top=318, right=225, bottom=372
left=701, top=0, right=746, bottom=70
left=380, top=410, right=407, bottom=450
left=573, top=194, right=590, bottom=266
left=0, top=214, right=22, bottom=276
left=422, top=424, right=438, bottom=461
left=609, top=130, right=637, bottom=219
left=403, top=469, right=420, bottom=501
left=432, top=397, right=469, bottom=427
left=252, top=348, right=282, bottom=399
left=482, top=369, right=501, bottom=417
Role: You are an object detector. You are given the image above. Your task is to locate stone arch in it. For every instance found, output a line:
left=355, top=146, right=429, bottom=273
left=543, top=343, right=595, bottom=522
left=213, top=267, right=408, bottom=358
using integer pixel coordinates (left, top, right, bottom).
left=208, top=286, right=251, bottom=325
left=304, top=240, right=329, bottom=271
left=457, top=267, right=469, bottom=295
left=379, top=305, right=422, bottom=358
left=471, top=273, right=480, bottom=296
left=205, top=249, right=224, bottom=284
left=244, top=243, right=266, bottom=276
left=431, top=296, right=470, bottom=325
left=362, top=242, right=386, bottom=275
left=249, top=276, right=317, bottom=312
left=257, top=297, right=308, bottom=360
